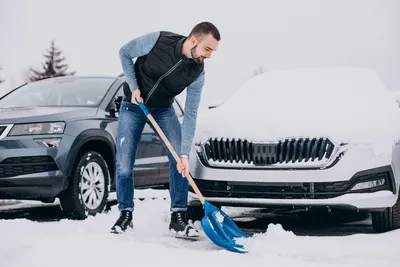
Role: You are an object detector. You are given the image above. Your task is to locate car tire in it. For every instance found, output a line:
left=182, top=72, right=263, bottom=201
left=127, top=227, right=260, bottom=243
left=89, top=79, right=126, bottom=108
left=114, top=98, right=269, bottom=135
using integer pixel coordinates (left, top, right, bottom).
left=187, top=204, right=204, bottom=222
left=187, top=203, right=222, bottom=222
left=59, top=151, right=110, bottom=220
left=371, top=192, right=400, bottom=233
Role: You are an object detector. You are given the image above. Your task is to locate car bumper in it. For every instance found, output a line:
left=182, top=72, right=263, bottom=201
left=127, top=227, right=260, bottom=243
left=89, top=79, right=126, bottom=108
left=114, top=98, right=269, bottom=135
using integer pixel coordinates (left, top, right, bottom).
left=0, top=171, right=68, bottom=200
left=188, top=143, right=400, bottom=210
left=189, top=190, right=396, bottom=211
left=0, top=134, right=73, bottom=200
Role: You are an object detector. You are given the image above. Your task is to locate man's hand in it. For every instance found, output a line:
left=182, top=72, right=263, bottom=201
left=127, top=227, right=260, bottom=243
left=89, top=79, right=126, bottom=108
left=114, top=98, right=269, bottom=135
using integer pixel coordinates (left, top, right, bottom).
left=131, top=89, right=144, bottom=105
left=177, top=156, right=190, bottom=178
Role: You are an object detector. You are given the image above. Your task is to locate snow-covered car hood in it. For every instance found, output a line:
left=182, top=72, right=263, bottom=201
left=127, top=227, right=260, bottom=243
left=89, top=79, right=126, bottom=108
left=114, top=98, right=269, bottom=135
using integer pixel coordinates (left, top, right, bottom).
left=195, top=68, right=400, bottom=156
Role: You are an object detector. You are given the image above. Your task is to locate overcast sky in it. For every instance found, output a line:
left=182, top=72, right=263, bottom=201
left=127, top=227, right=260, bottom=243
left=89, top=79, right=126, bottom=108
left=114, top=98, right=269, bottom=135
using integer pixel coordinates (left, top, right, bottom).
left=0, top=0, right=399, bottom=109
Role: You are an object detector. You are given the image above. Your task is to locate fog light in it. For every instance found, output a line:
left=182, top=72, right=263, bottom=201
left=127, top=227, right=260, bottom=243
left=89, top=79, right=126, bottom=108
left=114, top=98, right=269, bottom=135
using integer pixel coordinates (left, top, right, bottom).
left=350, top=179, right=385, bottom=191
left=35, top=138, right=62, bottom=148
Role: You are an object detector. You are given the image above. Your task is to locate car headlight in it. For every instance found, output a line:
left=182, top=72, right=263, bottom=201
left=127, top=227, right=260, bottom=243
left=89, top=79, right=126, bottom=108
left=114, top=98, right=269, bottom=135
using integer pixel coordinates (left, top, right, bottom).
left=8, top=122, right=65, bottom=136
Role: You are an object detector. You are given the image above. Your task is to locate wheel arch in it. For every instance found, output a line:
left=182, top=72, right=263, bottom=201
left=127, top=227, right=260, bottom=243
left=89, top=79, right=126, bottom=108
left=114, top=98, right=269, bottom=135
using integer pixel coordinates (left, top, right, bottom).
left=66, top=129, right=116, bottom=184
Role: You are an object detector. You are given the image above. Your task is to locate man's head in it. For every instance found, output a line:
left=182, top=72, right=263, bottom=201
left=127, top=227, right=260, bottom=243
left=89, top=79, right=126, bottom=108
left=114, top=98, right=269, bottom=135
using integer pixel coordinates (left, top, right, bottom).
left=186, top=22, right=220, bottom=64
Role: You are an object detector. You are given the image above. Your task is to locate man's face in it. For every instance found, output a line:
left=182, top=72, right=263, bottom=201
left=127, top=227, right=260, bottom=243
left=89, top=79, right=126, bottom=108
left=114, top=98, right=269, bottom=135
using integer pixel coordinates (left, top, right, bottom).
left=190, top=34, right=219, bottom=64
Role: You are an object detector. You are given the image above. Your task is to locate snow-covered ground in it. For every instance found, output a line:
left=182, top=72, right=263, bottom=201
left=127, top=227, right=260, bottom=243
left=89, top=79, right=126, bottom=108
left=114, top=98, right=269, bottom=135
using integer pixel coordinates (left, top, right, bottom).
left=1, top=189, right=399, bottom=267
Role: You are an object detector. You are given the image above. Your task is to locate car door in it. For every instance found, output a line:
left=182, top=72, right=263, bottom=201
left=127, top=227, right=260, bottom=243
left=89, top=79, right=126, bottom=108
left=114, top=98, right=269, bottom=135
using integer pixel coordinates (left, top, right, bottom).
left=157, top=99, right=185, bottom=185
left=106, top=84, right=165, bottom=187
left=134, top=124, right=164, bottom=187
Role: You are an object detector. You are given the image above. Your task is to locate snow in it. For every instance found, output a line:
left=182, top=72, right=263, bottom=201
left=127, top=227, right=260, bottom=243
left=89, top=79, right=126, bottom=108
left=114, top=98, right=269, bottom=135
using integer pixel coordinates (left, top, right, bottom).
left=195, top=68, right=400, bottom=157
left=214, top=211, right=225, bottom=223
left=1, top=190, right=399, bottom=267
left=236, top=223, right=399, bottom=266
left=0, top=200, right=55, bottom=211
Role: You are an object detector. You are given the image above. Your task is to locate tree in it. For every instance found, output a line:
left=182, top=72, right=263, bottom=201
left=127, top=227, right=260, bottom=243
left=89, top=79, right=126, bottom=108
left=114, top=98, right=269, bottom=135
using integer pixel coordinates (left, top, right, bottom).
left=29, top=40, right=75, bottom=82
left=0, top=67, right=3, bottom=84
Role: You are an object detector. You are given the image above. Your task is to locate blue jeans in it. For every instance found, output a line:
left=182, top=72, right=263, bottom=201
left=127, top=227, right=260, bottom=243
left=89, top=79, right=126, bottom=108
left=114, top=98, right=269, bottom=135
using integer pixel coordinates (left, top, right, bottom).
left=115, top=98, right=188, bottom=212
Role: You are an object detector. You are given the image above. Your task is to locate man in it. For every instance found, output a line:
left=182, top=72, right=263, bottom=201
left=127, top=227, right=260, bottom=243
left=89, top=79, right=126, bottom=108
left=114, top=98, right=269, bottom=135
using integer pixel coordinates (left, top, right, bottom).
left=111, top=22, right=220, bottom=238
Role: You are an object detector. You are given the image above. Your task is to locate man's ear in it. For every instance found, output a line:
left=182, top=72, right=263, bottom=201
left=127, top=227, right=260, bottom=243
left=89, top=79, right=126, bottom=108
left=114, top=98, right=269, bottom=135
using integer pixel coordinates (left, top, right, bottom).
left=190, top=35, right=198, bottom=45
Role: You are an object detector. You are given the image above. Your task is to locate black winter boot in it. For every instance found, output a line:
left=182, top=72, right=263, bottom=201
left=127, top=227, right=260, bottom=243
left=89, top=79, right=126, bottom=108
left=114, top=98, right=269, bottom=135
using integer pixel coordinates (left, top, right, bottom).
left=169, top=211, right=200, bottom=239
left=110, top=210, right=133, bottom=234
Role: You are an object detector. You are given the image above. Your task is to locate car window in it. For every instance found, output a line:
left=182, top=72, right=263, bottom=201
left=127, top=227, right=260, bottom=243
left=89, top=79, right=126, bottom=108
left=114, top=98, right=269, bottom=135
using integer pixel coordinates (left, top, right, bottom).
left=115, top=84, right=125, bottom=98
left=0, top=77, right=115, bottom=108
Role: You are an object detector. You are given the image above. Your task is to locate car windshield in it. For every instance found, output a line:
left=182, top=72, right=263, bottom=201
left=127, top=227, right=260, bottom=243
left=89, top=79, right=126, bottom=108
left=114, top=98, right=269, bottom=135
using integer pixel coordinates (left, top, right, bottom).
left=0, top=77, right=115, bottom=108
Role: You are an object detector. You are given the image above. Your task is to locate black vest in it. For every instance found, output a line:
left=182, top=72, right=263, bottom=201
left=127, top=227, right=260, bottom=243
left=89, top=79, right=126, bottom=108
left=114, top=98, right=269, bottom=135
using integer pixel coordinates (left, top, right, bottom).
left=124, top=31, right=204, bottom=108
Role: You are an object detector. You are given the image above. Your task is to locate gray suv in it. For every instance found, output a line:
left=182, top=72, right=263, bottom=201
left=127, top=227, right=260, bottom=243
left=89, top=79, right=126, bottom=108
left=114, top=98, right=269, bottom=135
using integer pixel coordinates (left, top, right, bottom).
left=0, top=75, right=185, bottom=219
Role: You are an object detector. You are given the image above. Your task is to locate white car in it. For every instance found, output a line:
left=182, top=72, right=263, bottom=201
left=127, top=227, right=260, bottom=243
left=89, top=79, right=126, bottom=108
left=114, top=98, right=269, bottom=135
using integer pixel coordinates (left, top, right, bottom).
left=188, top=68, right=400, bottom=233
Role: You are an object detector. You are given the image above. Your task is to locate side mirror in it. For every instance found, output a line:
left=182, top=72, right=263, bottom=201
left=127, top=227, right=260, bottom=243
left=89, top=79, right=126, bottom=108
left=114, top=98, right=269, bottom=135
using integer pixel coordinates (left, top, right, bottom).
left=114, top=96, right=123, bottom=112
left=109, top=96, right=123, bottom=117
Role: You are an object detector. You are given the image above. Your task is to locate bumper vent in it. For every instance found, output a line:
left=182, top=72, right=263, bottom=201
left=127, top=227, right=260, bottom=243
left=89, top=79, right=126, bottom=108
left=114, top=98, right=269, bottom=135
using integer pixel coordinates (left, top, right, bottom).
left=0, top=156, right=59, bottom=178
left=201, top=137, right=338, bottom=169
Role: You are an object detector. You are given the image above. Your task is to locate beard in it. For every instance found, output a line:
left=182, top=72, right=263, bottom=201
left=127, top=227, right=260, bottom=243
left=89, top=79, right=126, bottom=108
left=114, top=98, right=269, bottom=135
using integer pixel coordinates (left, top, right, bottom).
left=191, top=45, right=204, bottom=64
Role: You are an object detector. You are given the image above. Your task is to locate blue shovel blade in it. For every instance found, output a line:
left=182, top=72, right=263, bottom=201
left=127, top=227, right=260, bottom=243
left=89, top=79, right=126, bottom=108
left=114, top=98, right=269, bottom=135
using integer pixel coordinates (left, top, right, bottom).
left=201, top=200, right=250, bottom=253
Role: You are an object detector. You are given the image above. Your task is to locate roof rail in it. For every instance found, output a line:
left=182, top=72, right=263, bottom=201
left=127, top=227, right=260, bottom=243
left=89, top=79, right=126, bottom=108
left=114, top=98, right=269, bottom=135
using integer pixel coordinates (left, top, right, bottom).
left=118, top=73, right=125, bottom=77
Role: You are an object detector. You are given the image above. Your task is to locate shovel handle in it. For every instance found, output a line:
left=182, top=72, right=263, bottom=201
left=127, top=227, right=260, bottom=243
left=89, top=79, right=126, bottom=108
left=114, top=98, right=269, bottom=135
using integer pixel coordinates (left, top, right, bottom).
left=136, top=99, right=205, bottom=204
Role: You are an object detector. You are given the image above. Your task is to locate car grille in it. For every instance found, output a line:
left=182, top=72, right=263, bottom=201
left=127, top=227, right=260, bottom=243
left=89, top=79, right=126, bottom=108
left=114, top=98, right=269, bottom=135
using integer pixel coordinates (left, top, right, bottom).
left=200, top=137, right=338, bottom=169
left=191, top=167, right=394, bottom=200
left=0, top=156, right=59, bottom=178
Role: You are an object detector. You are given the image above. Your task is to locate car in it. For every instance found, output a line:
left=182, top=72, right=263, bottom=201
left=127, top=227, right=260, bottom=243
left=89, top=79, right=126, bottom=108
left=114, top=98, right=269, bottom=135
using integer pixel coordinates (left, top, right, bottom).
left=187, top=68, right=400, bottom=233
left=0, top=75, right=185, bottom=219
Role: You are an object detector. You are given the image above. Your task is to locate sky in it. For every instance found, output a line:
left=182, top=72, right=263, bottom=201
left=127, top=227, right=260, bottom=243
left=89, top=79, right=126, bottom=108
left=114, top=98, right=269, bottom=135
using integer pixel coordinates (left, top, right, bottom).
left=0, top=0, right=399, bottom=109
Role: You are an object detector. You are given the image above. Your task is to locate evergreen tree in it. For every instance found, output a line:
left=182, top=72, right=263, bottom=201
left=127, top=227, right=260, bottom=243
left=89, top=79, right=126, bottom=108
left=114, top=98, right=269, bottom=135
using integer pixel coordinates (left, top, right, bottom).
left=29, top=40, right=75, bottom=81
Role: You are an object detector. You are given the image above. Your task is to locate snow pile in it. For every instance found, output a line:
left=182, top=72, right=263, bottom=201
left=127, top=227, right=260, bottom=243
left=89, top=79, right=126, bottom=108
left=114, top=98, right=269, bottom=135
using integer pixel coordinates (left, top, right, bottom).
left=237, top=223, right=399, bottom=266
left=196, top=68, right=400, bottom=156
left=1, top=192, right=399, bottom=267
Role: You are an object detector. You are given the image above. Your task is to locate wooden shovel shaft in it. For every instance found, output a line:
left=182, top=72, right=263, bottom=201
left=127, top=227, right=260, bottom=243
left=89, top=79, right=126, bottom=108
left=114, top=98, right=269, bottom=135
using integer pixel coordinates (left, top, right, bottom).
left=146, top=114, right=205, bottom=204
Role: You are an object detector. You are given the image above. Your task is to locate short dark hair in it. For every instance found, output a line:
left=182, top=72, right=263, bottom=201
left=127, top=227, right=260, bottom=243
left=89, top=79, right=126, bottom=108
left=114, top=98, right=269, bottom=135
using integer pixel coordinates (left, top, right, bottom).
left=189, top=22, right=221, bottom=41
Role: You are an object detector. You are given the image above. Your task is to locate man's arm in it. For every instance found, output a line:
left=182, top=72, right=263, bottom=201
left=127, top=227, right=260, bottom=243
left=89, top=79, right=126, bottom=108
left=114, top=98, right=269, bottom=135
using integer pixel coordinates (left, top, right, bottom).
left=119, top=31, right=160, bottom=90
left=180, top=71, right=205, bottom=158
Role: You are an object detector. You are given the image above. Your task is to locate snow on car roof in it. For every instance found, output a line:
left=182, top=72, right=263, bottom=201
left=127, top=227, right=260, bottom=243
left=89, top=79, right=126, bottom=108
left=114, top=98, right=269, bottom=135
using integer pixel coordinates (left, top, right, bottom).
left=195, top=68, right=400, bottom=156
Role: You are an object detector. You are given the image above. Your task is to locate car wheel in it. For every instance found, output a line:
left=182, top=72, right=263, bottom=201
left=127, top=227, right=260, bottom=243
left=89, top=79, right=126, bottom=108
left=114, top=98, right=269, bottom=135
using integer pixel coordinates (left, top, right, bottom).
left=187, top=204, right=204, bottom=222
left=187, top=203, right=222, bottom=222
left=59, top=151, right=110, bottom=219
left=371, top=192, right=400, bottom=233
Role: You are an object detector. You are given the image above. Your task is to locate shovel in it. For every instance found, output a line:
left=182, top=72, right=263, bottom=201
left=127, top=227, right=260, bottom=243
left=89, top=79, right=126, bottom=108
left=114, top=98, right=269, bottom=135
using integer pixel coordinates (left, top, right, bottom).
left=136, top=99, right=250, bottom=253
